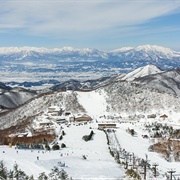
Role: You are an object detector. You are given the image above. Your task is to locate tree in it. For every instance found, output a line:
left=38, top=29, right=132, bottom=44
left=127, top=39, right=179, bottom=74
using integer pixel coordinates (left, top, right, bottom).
left=49, top=166, right=68, bottom=180
left=62, top=130, right=66, bottom=136
left=130, top=129, right=135, bottom=136
left=0, top=161, right=7, bottom=179
left=13, top=162, right=29, bottom=180
left=38, top=172, right=48, bottom=180
left=8, top=169, right=14, bottom=179
left=82, top=130, right=94, bottom=141
left=49, top=166, right=59, bottom=180
left=61, top=143, right=66, bottom=148
left=52, top=144, right=60, bottom=150
left=59, top=135, right=63, bottom=140
left=29, top=175, right=35, bottom=180
left=59, top=169, right=68, bottom=180
left=45, top=144, right=51, bottom=151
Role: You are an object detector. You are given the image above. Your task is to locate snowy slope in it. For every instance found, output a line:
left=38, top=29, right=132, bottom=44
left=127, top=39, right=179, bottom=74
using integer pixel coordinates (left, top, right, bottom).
left=135, top=67, right=180, bottom=97
left=0, top=125, right=125, bottom=179
left=0, top=91, right=86, bottom=129
left=103, top=81, right=180, bottom=115
left=122, top=64, right=162, bottom=81
left=1, top=78, right=180, bottom=129
left=0, top=87, right=37, bottom=109
left=77, top=90, right=108, bottom=117
left=115, top=121, right=180, bottom=178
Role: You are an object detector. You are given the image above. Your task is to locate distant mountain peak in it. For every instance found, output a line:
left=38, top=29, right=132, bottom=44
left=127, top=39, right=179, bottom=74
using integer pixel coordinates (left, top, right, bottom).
left=135, top=45, right=174, bottom=54
left=122, top=64, right=163, bottom=81
left=109, top=47, right=134, bottom=53
left=61, top=47, right=76, bottom=51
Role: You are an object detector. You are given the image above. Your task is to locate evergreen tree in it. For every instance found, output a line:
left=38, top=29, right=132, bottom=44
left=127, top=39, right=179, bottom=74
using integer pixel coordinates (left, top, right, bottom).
left=8, top=169, right=14, bottom=179
left=59, top=169, right=68, bottom=180
left=0, top=160, right=7, bottom=179
left=52, top=144, right=60, bottom=150
left=13, top=162, right=29, bottom=180
left=49, top=166, right=60, bottom=180
left=38, top=172, right=48, bottom=180
left=61, top=143, right=66, bottom=148
left=49, top=166, right=68, bottom=180
left=29, top=175, right=34, bottom=180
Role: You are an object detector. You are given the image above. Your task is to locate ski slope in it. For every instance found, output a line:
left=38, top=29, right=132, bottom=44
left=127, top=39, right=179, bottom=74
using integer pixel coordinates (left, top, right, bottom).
left=0, top=124, right=125, bottom=179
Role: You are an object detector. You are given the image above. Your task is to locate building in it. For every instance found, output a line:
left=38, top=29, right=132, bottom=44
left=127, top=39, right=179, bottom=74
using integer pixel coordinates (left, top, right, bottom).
left=48, top=107, right=63, bottom=116
left=98, top=123, right=116, bottom=129
left=70, top=114, right=92, bottom=122
left=39, top=122, right=53, bottom=126
left=56, top=118, right=68, bottom=124
left=160, top=114, right=168, bottom=120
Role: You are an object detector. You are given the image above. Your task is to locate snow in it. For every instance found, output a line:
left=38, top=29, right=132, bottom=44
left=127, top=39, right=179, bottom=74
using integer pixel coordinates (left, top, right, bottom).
left=135, top=45, right=173, bottom=53
left=77, top=90, right=108, bottom=117
left=109, top=47, right=134, bottom=53
left=113, top=120, right=180, bottom=178
left=0, top=86, right=180, bottom=179
left=122, top=64, right=162, bottom=81
left=0, top=63, right=180, bottom=178
left=0, top=125, right=125, bottom=179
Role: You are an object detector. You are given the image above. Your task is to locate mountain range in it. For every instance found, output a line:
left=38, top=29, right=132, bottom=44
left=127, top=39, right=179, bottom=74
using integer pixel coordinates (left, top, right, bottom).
left=0, top=45, right=179, bottom=62
left=0, top=64, right=180, bottom=130
left=0, top=45, right=180, bottom=85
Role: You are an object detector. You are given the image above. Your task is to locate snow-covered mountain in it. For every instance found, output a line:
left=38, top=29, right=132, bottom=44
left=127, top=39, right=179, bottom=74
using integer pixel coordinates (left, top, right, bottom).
left=1, top=64, right=180, bottom=111
left=0, top=45, right=179, bottom=61
left=121, top=64, right=163, bottom=81
left=50, top=76, right=119, bottom=91
left=0, top=46, right=107, bottom=61
left=0, top=86, right=37, bottom=109
left=135, top=67, right=180, bottom=97
left=0, top=82, right=11, bottom=92
left=0, top=65, right=180, bottom=130
left=0, top=45, right=179, bottom=83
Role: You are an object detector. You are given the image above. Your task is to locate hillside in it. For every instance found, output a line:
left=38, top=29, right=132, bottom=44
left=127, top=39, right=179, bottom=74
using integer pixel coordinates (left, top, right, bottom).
left=122, top=64, right=163, bottom=81
left=0, top=72, right=180, bottom=130
left=0, top=65, right=180, bottom=179
left=0, top=87, right=37, bottom=109
left=0, top=125, right=125, bottom=179
left=135, top=67, right=180, bottom=97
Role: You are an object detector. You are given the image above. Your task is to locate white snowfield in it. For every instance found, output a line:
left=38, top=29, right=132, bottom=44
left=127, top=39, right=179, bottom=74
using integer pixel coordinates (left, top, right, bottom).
left=77, top=90, right=108, bottom=117
left=0, top=125, right=125, bottom=179
left=115, top=122, right=180, bottom=177
left=0, top=69, right=180, bottom=179
left=121, top=64, right=162, bottom=81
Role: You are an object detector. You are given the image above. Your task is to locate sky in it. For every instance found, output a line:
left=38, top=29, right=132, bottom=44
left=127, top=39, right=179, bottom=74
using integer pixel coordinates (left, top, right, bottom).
left=0, top=0, right=180, bottom=50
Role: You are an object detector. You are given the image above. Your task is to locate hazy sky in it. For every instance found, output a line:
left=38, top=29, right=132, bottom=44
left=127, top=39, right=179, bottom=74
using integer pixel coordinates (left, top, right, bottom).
left=0, top=0, right=180, bottom=50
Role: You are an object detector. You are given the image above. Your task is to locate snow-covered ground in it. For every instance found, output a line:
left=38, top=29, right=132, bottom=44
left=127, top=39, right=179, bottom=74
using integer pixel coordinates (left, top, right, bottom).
left=0, top=69, right=180, bottom=179
left=0, top=124, right=125, bottom=179
left=77, top=90, right=108, bottom=117
left=115, top=121, right=180, bottom=178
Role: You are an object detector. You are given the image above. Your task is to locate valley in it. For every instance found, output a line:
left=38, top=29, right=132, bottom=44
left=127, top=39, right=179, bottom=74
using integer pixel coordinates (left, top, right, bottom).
left=0, top=57, right=180, bottom=179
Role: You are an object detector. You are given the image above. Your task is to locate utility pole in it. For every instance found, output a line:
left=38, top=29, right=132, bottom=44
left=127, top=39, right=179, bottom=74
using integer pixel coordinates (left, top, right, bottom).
left=144, top=160, right=147, bottom=180
left=167, top=170, right=176, bottom=180
left=152, top=163, right=159, bottom=178
left=142, top=154, right=150, bottom=180
left=129, top=153, right=132, bottom=163
left=125, top=153, right=129, bottom=169
left=132, top=153, right=136, bottom=168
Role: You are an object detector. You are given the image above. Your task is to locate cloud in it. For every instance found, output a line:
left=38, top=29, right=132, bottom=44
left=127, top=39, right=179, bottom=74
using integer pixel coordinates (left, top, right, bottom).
left=0, top=0, right=180, bottom=38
